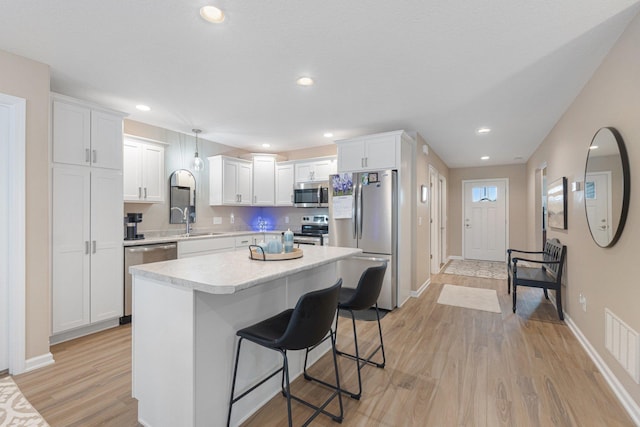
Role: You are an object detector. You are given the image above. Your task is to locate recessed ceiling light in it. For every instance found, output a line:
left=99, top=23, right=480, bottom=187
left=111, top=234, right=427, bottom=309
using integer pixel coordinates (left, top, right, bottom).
left=261, top=143, right=271, bottom=148
left=590, top=145, right=599, bottom=150
left=136, top=104, right=151, bottom=112
left=323, top=132, right=334, bottom=138
left=481, top=156, right=490, bottom=160
left=476, top=127, right=491, bottom=135
left=296, top=76, right=314, bottom=86
left=200, top=5, right=225, bottom=23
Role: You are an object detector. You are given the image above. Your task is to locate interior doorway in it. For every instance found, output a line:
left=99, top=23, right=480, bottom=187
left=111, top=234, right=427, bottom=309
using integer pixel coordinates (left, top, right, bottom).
left=0, top=92, right=27, bottom=374
left=429, top=166, right=440, bottom=273
left=438, top=174, right=447, bottom=268
left=535, top=165, right=547, bottom=251
left=463, top=179, right=508, bottom=261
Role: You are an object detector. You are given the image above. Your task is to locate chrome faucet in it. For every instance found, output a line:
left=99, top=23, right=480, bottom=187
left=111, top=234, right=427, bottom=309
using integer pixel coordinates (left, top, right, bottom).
left=171, top=206, right=191, bottom=236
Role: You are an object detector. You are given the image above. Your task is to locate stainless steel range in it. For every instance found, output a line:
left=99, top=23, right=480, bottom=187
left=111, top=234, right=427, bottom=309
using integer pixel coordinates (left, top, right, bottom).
left=293, top=215, right=329, bottom=246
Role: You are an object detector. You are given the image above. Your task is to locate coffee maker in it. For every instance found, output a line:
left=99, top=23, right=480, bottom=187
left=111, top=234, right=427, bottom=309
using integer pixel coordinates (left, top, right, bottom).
left=124, top=213, right=144, bottom=240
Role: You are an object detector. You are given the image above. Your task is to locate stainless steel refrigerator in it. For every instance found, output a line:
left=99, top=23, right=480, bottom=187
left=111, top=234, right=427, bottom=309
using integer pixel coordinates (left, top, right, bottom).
left=329, top=170, right=397, bottom=310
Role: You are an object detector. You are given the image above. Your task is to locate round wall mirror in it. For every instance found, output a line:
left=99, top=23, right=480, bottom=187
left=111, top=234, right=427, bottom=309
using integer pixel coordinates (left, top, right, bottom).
left=584, top=127, right=630, bottom=248
left=169, top=169, right=196, bottom=224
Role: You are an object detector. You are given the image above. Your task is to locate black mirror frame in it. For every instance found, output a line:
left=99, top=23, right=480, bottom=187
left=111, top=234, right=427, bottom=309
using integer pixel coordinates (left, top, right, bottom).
left=584, top=127, right=630, bottom=248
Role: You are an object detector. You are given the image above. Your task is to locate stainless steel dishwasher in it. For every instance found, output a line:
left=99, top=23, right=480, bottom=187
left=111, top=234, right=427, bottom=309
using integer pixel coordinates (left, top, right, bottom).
left=121, top=242, right=178, bottom=324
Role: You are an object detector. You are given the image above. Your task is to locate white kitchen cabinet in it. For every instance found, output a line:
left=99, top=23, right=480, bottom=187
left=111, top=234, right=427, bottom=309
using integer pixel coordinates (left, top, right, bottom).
left=52, top=165, right=123, bottom=334
left=294, top=157, right=337, bottom=183
left=52, top=96, right=123, bottom=170
left=336, top=130, right=410, bottom=172
left=209, top=156, right=253, bottom=206
left=123, top=136, right=165, bottom=203
left=252, top=155, right=275, bottom=205
left=275, top=162, right=294, bottom=206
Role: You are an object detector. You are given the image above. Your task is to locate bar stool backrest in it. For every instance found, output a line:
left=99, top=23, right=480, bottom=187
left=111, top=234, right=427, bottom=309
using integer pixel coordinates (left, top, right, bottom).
left=275, top=279, right=342, bottom=351
left=342, top=262, right=388, bottom=311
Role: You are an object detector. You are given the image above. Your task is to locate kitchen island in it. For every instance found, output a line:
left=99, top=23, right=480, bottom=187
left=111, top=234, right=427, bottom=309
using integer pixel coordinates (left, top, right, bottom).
left=130, top=245, right=361, bottom=427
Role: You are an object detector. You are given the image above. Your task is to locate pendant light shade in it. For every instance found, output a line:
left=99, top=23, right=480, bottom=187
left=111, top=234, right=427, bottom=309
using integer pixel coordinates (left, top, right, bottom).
left=192, top=129, right=204, bottom=171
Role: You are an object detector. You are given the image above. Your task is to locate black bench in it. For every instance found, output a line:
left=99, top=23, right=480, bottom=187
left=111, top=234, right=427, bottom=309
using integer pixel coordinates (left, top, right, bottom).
left=507, top=238, right=567, bottom=320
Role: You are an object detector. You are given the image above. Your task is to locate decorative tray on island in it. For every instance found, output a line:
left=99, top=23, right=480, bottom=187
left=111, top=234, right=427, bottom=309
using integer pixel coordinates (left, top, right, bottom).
left=248, top=245, right=303, bottom=261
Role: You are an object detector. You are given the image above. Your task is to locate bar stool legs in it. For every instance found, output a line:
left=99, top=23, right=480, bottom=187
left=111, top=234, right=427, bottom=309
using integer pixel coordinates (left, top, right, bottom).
left=227, top=330, right=344, bottom=427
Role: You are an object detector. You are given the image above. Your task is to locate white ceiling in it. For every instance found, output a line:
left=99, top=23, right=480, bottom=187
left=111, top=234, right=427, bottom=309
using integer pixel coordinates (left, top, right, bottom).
left=1, top=1, right=639, bottom=167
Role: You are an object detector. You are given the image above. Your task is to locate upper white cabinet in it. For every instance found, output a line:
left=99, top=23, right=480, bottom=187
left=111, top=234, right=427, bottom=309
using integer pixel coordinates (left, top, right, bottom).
left=275, top=162, right=295, bottom=206
left=252, top=155, right=275, bottom=205
left=52, top=96, right=124, bottom=170
left=209, top=156, right=253, bottom=206
left=336, top=130, right=411, bottom=172
left=123, top=136, right=165, bottom=203
left=294, top=157, right=337, bottom=183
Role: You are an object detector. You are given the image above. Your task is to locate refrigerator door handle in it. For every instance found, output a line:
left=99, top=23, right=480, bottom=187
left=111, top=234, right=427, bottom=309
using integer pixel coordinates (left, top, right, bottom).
left=358, top=179, right=363, bottom=239
left=353, top=178, right=358, bottom=239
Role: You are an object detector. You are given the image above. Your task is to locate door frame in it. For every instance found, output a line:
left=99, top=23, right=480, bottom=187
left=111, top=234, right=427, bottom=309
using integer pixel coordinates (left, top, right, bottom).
left=0, top=93, right=27, bottom=374
left=438, top=174, right=447, bottom=267
left=461, top=178, right=509, bottom=261
left=429, top=165, right=440, bottom=273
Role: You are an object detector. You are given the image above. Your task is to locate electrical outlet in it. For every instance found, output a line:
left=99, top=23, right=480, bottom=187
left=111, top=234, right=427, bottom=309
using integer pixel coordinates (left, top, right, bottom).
left=213, top=217, right=222, bottom=225
left=579, top=293, right=587, bottom=312
left=230, top=213, right=235, bottom=224
left=418, top=216, right=422, bottom=226
left=285, top=216, right=289, bottom=224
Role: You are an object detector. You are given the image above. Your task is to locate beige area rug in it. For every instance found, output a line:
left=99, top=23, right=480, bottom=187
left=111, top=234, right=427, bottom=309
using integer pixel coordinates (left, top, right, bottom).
left=442, top=259, right=507, bottom=280
left=0, top=376, right=49, bottom=427
left=437, top=284, right=501, bottom=313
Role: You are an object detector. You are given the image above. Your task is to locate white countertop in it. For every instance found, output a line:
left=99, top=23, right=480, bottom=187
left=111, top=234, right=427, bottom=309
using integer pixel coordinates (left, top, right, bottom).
left=123, top=230, right=284, bottom=246
left=129, top=245, right=361, bottom=295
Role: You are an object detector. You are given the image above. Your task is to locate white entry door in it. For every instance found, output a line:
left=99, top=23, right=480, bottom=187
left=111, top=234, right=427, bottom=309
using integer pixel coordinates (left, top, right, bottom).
left=585, top=172, right=612, bottom=246
left=464, top=180, right=507, bottom=261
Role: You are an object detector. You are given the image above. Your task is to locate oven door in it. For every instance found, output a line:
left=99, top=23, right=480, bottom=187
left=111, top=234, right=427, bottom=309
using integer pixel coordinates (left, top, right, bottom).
left=293, top=235, right=323, bottom=246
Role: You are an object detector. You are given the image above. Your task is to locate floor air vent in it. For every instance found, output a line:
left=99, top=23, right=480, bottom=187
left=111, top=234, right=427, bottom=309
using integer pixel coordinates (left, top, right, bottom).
left=605, top=308, right=640, bottom=383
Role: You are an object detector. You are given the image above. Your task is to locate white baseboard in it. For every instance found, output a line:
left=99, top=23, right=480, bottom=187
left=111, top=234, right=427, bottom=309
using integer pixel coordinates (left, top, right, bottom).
left=448, top=255, right=463, bottom=261
left=565, top=314, right=640, bottom=425
left=23, top=352, right=54, bottom=373
left=50, top=318, right=120, bottom=345
left=411, top=279, right=430, bottom=298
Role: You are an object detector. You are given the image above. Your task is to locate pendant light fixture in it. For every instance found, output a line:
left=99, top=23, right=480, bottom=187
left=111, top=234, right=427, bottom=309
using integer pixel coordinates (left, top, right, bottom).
left=192, top=129, right=204, bottom=171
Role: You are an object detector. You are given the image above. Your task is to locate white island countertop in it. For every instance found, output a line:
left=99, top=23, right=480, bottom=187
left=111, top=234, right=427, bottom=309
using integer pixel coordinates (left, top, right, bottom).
left=129, top=245, right=361, bottom=295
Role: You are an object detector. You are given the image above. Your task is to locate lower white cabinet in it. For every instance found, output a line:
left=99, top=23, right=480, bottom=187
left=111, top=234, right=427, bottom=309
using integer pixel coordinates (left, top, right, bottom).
left=52, top=165, right=123, bottom=334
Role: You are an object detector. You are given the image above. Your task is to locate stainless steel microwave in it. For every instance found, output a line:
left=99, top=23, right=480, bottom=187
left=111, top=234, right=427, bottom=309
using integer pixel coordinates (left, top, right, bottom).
left=294, top=182, right=329, bottom=207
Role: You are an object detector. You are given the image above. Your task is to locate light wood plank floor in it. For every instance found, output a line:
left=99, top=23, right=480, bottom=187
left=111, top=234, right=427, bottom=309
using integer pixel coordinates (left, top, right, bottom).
left=13, top=272, right=635, bottom=426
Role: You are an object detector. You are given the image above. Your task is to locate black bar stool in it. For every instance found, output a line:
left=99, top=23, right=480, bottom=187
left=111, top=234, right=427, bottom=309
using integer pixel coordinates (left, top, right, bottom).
left=304, top=262, right=387, bottom=400
left=227, top=279, right=344, bottom=427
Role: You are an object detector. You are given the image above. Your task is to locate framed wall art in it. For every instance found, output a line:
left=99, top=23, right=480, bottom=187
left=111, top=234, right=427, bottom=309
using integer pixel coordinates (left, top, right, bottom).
left=547, top=176, right=568, bottom=230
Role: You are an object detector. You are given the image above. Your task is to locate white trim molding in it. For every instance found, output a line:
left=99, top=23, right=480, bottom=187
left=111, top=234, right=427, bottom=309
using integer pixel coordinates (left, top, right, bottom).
left=1, top=93, right=27, bottom=375
left=411, top=279, right=431, bottom=298
left=24, top=352, right=55, bottom=373
left=565, top=314, right=640, bottom=425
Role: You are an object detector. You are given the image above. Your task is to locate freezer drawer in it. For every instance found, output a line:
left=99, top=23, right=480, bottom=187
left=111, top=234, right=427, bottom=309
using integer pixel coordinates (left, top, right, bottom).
left=336, top=254, right=396, bottom=310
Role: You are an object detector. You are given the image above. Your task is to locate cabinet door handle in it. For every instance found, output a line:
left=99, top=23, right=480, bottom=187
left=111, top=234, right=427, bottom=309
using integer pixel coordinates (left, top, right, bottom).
left=85, top=149, right=91, bottom=163
left=254, top=195, right=257, bottom=203
left=144, top=187, right=148, bottom=199
left=361, top=158, right=364, bottom=168
left=364, top=157, right=368, bottom=168
left=92, top=149, right=97, bottom=164
left=85, top=241, right=90, bottom=255
left=92, top=240, right=97, bottom=254
left=290, top=194, right=293, bottom=203
left=138, top=187, right=142, bottom=199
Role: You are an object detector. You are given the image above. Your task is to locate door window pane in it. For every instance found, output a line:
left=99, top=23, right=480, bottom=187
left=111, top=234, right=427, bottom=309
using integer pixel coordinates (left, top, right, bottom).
left=585, top=181, right=596, bottom=199
left=472, top=186, right=498, bottom=202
